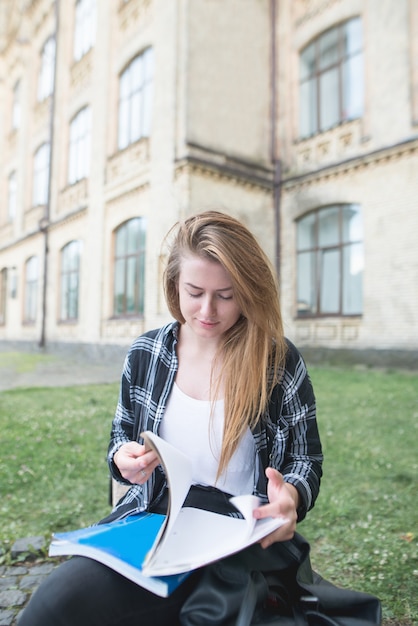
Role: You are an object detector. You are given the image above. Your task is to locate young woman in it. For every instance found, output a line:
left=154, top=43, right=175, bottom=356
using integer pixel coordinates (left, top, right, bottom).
left=20, top=210, right=323, bottom=626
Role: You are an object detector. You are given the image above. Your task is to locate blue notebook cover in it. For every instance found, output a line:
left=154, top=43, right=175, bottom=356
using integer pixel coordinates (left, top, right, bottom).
left=49, top=512, right=191, bottom=597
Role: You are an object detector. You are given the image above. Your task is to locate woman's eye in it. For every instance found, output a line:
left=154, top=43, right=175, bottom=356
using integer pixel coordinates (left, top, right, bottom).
left=218, top=294, right=233, bottom=301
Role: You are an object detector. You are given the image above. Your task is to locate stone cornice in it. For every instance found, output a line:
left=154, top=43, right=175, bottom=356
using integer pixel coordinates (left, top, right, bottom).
left=174, top=143, right=274, bottom=191
left=282, top=135, right=418, bottom=189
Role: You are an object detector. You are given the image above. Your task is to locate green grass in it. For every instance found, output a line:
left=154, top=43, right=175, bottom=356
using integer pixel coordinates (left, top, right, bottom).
left=299, top=367, right=418, bottom=625
left=0, top=350, right=56, bottom=373
left=0, top=368, right=417, bottom=624
left=0, top=384, right=118, bottom=544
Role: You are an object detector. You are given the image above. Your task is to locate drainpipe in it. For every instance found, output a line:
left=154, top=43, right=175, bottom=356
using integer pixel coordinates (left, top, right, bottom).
left=39, top=0, right=59, bottom=348
left=270, top=0, right=282, bottom=279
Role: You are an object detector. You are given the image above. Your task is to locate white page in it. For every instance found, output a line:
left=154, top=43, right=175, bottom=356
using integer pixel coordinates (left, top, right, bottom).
left=141, top=432, right=287, bottom=576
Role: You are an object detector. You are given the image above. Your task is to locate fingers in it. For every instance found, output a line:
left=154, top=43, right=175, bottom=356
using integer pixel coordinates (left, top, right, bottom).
left=114, top=443, right=160, bottom=484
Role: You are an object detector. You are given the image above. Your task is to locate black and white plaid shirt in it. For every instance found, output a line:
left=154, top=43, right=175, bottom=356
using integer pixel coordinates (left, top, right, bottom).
left=106, top=322, right=323, bottom=523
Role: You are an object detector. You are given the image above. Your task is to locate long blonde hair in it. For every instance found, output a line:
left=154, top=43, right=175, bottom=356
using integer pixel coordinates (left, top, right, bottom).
left=163, top=211, right=287, bottom=475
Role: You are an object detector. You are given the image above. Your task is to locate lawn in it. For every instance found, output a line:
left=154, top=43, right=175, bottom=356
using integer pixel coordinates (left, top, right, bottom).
left=0, top=367, right=417, bottom=624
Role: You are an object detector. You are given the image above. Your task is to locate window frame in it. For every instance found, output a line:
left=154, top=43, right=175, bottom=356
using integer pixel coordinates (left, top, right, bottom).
left=12, top=80, right=21, bottom=130
left=24, top=256, right=39, bottom=324
left=118, top=47, right=154, bottom=150
left=8, top=171, right=17, bottom=221
left=73, top=0, right=97, bottom=62
left=296, top=204, right=363, bottom=318
left=60, top=240, right=81, bottom=322
left=68, top=106, right=91, bottom=184
left=32, top=143, right=50, bottom=207
left=37, top=36, right=56, bottom=102
left=299, top=17, right=363, bottom=138
left=112, top=218, right=146, bottom=318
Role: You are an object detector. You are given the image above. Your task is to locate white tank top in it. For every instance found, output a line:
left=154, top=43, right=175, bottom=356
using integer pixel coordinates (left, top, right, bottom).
left=160, top=383, right=255, bottom=496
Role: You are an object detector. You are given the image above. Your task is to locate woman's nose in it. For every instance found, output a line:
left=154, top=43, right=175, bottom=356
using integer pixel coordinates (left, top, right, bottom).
left=200, top=295, right=216, bottom=317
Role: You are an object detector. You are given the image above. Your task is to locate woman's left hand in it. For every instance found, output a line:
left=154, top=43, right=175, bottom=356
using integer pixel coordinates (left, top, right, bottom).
left=253, top=467, right=299, bottom=548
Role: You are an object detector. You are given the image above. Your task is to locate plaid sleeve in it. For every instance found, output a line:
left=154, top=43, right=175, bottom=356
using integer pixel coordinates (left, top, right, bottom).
left=270, top=340, right=323, bottom=521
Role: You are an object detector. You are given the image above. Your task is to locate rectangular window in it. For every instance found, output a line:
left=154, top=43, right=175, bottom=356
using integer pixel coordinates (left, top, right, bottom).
left=299, top=18, right=363, bottom=138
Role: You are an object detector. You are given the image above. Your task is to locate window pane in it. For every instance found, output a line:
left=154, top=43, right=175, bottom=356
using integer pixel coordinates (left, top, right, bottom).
left=114, top=258, right=125, bottom=314
left=297, top=212, right=316, bottom=250
left=61, top=242, right=80, bottom=320
left=25, top=257, right=38, bottom=322
left=118, top=49, right=153, bottom=149
left=319, top=67, right=339, bottom=130
left=342, top=54, right=363, bottom=120
left=297, top=251, right=317, bottom=315
left=74, top=0, right=96, bottom=61
left=344, top=17, right=362, bottom=55
left=126, top=218, right=140, bottom=253
left=319, top=28, right=339, bottom=70
left=343, top=243, right=363, bottom=314
left=8, top=172, right=17, bottom=220
left=33, top=143, right=50, bottom=205
left=342, top=204, right=362, bottom=242
left=113, top=218, right=146, bottom=316
left=300, top=43, right=315, bottom=81
left=300, top=78, right=317, bottom=137
left=318, top=207, right=339, bottom=246
left=131, top=55, right=143, bottom=89
left=320, top=248, right=340, bottom=313
left=130, top=91, right=142, bottom=142
left=299, top=18, right=363, bottom=138
left=38, top=37, right=56, bottom=101
left=115, top=225, right=127, bottom=256
left=12, top=81, right=21, bottom=130
left=68, top=107, right=91, bottom=183
left=126, top=256, right=137, bottom=312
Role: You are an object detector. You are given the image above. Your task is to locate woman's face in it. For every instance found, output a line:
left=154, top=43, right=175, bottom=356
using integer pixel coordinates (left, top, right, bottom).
left=177, top=254, right=242, bottom=342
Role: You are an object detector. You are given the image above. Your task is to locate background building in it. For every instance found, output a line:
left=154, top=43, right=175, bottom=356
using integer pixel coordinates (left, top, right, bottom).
left=0, top=0, right=417, bottom=365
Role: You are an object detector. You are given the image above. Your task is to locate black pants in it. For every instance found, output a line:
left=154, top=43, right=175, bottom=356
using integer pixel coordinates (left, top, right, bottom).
left=19, top=556, right=201, bottom=626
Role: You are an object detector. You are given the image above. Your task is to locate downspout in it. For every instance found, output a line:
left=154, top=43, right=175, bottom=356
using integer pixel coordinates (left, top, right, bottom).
left=270, top=0, right=282, bottom=279
left=39, top=0, right=59, bottom=348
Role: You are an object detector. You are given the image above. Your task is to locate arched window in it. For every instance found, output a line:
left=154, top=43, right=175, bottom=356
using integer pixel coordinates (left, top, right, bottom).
left=299, top=17, right=363, bottom=138
left=73, top=0, right=97, bottom=62
left=113, top=218, right=146, bottom=316
left=296, top=205, right=363, bottom=316
left=60, top=241, right=81, bottom=321
left=118, top=48, right=154, bottom=149
left=12, top=80, right=21, bottom=130
left=33, top=143, right=50, bottom=206
left=24, top=256, right=39, bottom=323
left=38, top=36, right=56, bottom=101
left=68, top=106, right=91, bottom=184
left=8, top=171, right=17, bottom=221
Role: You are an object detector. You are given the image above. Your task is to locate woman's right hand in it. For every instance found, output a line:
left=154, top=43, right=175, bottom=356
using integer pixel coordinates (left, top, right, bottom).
left=113, top=442, right=160, bottom=485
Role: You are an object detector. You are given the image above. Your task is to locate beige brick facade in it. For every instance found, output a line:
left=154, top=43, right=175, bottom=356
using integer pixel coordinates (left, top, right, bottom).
left=0, top=0, right=417, bottom=358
